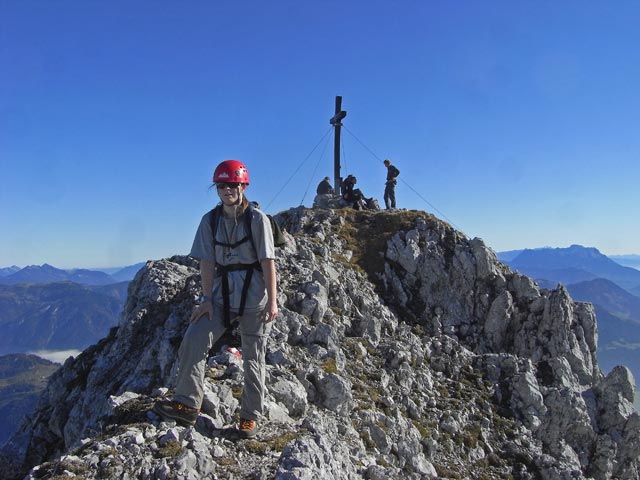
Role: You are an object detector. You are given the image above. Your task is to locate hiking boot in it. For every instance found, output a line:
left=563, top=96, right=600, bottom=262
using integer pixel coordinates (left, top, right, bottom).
left=153, top=399, right=199, bottom=426
left=238, top=418, right=259, bottom=438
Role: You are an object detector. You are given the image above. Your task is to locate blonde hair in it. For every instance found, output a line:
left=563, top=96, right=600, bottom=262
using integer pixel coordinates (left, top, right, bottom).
left=239, top=195, right=250, bottom=211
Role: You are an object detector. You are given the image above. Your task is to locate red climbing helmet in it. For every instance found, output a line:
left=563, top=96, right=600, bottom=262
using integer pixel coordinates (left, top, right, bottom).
left=213, top=160, right=250, bottom=185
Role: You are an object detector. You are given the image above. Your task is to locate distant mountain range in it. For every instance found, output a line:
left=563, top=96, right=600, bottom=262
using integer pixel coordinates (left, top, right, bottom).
left=0, top=267, right=20, bottom=277
left=566, top=278, right=640, bottom=378
left=567, top=278, right=640, bottom=322
left=498, top=245, right=640, bottom=392
left=609, top=254, right=640, bottom=271
left=0, top=354, right=59, bottom=446
left=498, top=245, right=640, bottom=293
left=0, top=263, right=139, bottom=445
left=0, top=281, right=129, bottom=356
left=107, top=263, right=146, bottom=282
left=0, top=262, right=145, bottom=286
left=494, top=249, right=527, bottom=262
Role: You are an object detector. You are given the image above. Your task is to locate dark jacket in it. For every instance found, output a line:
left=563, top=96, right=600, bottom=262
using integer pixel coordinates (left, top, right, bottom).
left=316, top=179, right=334, bottom=195
left=386, top=164, right=400, bottom=183
left=342, top=176, right=356, bottom=200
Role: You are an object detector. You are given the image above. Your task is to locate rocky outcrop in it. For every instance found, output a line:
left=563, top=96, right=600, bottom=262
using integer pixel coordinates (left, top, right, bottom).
left=1, top=207, right=637, bottom=479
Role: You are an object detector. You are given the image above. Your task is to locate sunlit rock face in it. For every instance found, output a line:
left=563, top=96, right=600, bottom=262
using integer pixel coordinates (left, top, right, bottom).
left=1, top=207, right=637, bottom=480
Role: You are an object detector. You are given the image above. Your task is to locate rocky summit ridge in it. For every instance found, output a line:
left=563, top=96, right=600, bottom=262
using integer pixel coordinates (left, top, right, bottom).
left=0, top=207, right=638, bottom=479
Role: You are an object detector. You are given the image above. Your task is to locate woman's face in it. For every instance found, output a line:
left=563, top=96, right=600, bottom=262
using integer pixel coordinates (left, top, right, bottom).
left=216, top=182, right=246, bottom=205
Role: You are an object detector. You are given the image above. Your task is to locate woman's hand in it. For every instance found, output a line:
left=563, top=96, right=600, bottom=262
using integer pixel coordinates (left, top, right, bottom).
left=263, top=298, right=278, bottom=323
left=190, top=301, right=213, bottom=323
left=260, top=258, right=278, bottom=323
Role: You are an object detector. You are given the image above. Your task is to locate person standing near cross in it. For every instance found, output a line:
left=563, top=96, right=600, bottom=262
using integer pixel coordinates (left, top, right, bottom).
left=383, top=159, right=400, bottom=210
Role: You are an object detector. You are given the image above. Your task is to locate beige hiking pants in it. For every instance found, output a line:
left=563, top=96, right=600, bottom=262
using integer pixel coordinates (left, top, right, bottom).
left=173, top=304, right=271, bottom=421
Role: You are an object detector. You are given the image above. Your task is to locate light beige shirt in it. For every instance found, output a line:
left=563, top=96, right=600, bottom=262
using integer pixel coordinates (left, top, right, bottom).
left=190, top=206, right=275, bottom=312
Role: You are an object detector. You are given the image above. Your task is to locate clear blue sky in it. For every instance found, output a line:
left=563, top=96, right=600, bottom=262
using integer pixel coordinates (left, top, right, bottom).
left=2, top=1, right=639, bottom=268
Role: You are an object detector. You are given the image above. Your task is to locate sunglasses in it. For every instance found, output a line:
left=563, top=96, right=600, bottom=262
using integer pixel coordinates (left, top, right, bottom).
left=216, top=182, right=242, bottom=190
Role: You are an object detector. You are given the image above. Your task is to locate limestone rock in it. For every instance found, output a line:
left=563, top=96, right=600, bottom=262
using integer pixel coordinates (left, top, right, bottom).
left=0, top=208, right=637, bottom=480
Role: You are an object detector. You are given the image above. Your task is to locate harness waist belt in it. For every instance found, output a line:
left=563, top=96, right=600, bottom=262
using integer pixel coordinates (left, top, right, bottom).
left=216, top=262, right=261, bottom=274
left=217, top=261, right=262, bottom=328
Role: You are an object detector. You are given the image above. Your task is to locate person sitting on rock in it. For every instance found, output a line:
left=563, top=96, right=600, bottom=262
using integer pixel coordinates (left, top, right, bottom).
left=316, top=176, right=334, bottom=195
left=341, top=175, right=357, bottom=202
left=313, top=176, right=338, bottom=208
left=341, top=174, right=378, bottom=210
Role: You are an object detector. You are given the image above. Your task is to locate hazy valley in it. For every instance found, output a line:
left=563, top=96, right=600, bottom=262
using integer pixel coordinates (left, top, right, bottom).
left=0, top=263, right=142, bottom=445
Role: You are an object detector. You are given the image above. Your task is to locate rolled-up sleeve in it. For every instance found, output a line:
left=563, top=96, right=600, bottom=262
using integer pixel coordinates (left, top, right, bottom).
left=190, top=212, right=215, bottom=261
left=251, top=210, right=275, bottom=261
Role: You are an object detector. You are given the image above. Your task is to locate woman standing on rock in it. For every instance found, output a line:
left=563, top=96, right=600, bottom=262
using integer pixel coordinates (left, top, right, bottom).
left=154, top=159, right=277, bottom=438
